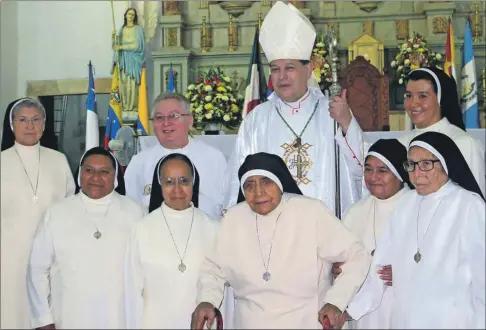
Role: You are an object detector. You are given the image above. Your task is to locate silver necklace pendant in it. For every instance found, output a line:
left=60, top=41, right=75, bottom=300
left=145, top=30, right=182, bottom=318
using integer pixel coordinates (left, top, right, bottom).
left=178, top=262, right=186, bottom=273
left=32, top=195, right=39, bottom=204
left=262, top=271, right=271, bottom=281
left=94, top=231, right=102, bottom=239
left=414, top=251, right=421, bottom=263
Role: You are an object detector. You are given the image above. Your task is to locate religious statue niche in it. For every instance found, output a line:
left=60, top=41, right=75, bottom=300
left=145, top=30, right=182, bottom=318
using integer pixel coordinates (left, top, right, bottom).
left=163, top=1, right=181, bottom=16
left=395, top=20, right=409, bottom=40
left=112, top=7, right=146, bottom=122
left=432, top=16, right=448, bottom=34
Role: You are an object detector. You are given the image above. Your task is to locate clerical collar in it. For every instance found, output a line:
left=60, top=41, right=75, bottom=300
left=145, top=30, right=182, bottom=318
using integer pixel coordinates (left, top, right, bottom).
left=279, top=89, right=311, bottom=114
left=161, top=201, right=194, bottom=219
left=80, top=189, right=115, bottom=205
left=14, top=141, right=40, bottom=152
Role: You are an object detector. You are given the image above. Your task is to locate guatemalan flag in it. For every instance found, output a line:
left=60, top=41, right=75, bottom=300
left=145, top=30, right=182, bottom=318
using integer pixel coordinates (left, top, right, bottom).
left=85, top=61, right=99, bottom=151
left=104, top=63, right=123, bottom=148
left=242, top=27, right=267, bottom=119
left=461, top=20, right=480, bottom=129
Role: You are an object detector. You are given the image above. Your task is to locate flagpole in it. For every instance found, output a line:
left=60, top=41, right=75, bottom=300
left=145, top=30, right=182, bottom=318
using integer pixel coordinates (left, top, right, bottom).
left=110, top=1, right=125, bottom=112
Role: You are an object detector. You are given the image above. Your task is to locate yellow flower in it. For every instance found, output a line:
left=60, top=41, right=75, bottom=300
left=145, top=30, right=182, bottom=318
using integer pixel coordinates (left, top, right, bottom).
left=205, top=113, right=213, bottom=119
left=223, top=114, right=231, bottom=122
left=318, top=50, right=326, bottom=55
left=223, top=76, right=231, bottom=83
left=410, top=64, right=419, bottom=70
left=204, top=103, right=213, bottom=110
left=203, top=85, right=213, bottom=92
left=231, top=104, right=239, bottom=112
left=217, top=86, right=227, bottom=93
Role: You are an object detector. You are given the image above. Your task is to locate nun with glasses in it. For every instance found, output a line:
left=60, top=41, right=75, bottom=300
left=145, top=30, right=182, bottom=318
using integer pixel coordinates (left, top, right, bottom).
left=333, top=139, right=412, bottom=329
left=400, top=66, right=485, bottom=196
left=124, top=153, right=221, bottom=329
left=1, top=97, right=75, bottom=329
left=192, top=152, right=371, bottom=329
left=27, top=147, right=144, bottom=329
left=345, top=132, right=485, bottom=329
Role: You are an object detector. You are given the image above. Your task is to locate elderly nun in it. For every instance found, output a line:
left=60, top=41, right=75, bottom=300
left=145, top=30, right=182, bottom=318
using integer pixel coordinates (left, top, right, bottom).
left=26, top=146, right=144, bottom=329
left=0, top=97, right=75, bottom=329
left=333, top=138, right=412, bottom=329
left=124, top=153, right=221, bottom=329
left=192, top=152, right=371, bottom=329
left=400, top=66, right=485, bottom=195
left=345, top=132, right=485, bottom=329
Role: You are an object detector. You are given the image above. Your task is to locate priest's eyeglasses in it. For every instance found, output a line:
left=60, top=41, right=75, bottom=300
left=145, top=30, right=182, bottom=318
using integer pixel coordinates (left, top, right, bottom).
left=403, top=160, right=441, bottom=172
left=14, top=117, right=44, bottom=126
left=161, top=176, right=192, bottom=187
left=154, top=113, right=190, bottom=123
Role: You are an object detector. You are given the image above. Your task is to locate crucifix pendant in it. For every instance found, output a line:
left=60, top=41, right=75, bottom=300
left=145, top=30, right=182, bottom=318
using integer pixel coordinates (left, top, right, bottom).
left=295, top=137, right=302, bottom=148
left=262, top=271, right=271, bottom=281
left=178, top=262, right=187, bottom=273
left=32, top=196, right=39, bottom=204
left=414, top=251, right=421, bottom=263
left=296, top=152, right=303, bottom=179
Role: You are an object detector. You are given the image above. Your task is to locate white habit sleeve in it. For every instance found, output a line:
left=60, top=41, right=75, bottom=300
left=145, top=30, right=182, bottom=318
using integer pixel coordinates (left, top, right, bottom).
left=316, top=202, right=371, bottom=312
left=124, top=225, right=144, bottom=329
left=334, top=115, right=364, bottom=180
left=345, top=210, right=395, bottom=321
left=26, top=210, right=55, bottom=328
left=461, top=196, right=485, bottom=329
left=124, top=154, right=143, bottom=202
left=196, top=224, right=227, bottom=308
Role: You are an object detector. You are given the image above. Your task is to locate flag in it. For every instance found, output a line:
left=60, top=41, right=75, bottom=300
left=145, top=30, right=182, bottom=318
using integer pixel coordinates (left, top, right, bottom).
left=242, top=27, right=267, bottom=118
left=461, top=20, right=480, bottom=128
left=167, top=65, right=175, bottom=92
left=444, top=17, right=457, bottom=81
left=85, top=61, right=99, bottom=151
left=104, top=64, right=123, bottom=148
left=137, top=67, right=149, bottom=136
left=266, top=75, right=273, bottom=98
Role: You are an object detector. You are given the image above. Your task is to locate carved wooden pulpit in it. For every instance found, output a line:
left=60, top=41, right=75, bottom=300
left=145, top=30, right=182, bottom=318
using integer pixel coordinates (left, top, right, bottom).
left=339, top=56, right=390, bottom=131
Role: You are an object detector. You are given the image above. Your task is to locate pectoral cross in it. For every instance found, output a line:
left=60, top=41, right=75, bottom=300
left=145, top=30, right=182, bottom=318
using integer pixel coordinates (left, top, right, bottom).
left=290, top=137, right=308, bottom=179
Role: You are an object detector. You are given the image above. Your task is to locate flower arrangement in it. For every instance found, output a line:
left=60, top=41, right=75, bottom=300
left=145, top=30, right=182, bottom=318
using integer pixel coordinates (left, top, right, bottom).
left=185, top=67, right=243, bottom=130
left=311, top=38, right=334, bottom=91
left=390, top=32, right=444, bottom=85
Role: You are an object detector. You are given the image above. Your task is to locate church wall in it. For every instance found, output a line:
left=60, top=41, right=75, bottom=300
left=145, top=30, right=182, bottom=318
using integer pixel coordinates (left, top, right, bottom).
left=0, top=1, right=128, bottom=126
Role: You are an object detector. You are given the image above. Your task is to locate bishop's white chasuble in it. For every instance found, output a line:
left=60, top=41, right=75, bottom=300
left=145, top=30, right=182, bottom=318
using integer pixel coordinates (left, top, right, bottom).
left=224, top=88, right=364, bottom=216
left=1, top=143, right=75, bottom=329
left=27, top=192, right=144, bottom=329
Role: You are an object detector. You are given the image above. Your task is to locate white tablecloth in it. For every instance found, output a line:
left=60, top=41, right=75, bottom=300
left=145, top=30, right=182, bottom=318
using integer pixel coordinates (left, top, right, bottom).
left=139, top=130, right=485, bottom=161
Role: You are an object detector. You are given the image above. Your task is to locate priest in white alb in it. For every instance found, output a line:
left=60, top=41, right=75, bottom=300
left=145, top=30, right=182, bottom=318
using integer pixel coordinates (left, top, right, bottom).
left=223, top=1, right=364, bottom=215
left=125, top=153, right=221, bottom=329
left=192, top=152, right=371, bottom=329
left=333, top=138, right=412, bottom=329
left=345, top=132, right=485, bottom=329
left=399, top=67, right=485, bottom=195
left=27, top=147, right=145, bottom=329
left=1, top=97, right=75, bottom=329
left=124, top=92, right=227, bottom=219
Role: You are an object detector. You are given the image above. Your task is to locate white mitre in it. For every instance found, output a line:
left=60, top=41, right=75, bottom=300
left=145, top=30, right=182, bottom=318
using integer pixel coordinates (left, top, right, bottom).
left=259, top=1, right=316, bottom=63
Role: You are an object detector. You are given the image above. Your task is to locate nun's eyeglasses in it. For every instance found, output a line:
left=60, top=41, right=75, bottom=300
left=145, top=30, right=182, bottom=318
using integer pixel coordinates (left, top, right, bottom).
left=403, top=160, right=441, bottom=172
left=161, top=176, right=192, bottom=187
left=14, top=117, right=44, bottom=126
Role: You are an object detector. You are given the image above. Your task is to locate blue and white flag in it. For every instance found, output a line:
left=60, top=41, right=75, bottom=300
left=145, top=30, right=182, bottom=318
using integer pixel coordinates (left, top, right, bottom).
left=168, top=65, right=175, bottom=92
left=461, top=20, right=480, bottom=128
left=86, top=61, right=99, bottom=150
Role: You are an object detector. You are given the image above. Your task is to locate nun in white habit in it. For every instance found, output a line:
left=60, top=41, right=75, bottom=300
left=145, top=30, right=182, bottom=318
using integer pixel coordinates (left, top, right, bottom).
left=27, top=147, right=144, bottom=329
left=1, top=98, right=75, bottom=329
left=345, top=131, right=485, bottom=329
left=399, top=67, right=485, bottom=196
left=124, top=153, right=221, bottom=329
left=334, top=139, right=412, bottom=329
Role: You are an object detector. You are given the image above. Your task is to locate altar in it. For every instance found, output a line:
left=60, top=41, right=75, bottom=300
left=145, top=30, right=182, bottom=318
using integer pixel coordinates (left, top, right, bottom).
left=139, top=129, right=486, bottom=161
